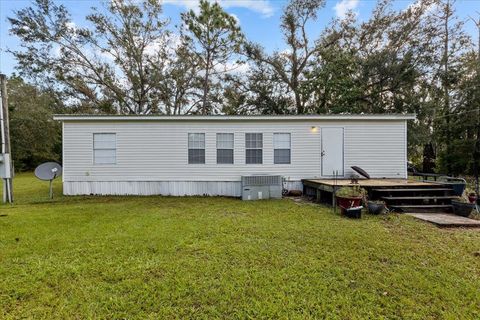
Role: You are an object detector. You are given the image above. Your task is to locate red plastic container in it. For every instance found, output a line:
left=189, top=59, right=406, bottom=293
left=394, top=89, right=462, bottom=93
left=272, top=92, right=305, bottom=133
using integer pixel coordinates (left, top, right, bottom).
left=337, top=196, right=363, bottom=208
left=468, top=193, right=477, bottom=204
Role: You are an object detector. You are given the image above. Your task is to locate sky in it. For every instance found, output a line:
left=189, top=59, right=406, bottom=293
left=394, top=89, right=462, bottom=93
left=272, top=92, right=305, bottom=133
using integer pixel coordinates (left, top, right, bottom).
left=0, top=0, right=479, bottom=76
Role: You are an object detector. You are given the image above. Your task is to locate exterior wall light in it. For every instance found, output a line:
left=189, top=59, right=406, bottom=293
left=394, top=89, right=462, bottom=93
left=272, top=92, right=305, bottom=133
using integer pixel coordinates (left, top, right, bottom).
left=310, top=126, right=318, bottom=133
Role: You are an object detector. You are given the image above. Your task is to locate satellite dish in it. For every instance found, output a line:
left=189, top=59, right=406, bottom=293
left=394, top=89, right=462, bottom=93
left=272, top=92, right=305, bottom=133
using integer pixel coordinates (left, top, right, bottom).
left=34, top=162, right=62, bottom=199
left=351, top=166, right=371, bottom=179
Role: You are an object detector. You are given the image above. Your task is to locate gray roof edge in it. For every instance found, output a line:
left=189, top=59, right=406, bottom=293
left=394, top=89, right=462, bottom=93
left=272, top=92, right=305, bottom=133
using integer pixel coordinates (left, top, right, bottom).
left=53, top=114, right=416, bottom=121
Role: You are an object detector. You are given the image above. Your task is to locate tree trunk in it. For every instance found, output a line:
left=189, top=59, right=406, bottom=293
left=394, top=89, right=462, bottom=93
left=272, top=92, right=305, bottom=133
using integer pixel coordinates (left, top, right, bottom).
left=295, top=91, right=303, bottom=114
left=443, top=0, right=452, bottom=175
left=201, top=51, right=211, bottom=115
left=422, top=142, right=436, bottom=173
left=291, top=72, right=303, bottom=114
left=475, top=123, right=480, bottom=198
left=475, top=18, right=480, bottom=197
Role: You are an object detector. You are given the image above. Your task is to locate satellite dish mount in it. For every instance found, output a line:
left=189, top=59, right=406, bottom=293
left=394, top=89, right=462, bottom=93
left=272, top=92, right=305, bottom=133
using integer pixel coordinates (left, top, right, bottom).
left=34, top=162, right=62, bottom=199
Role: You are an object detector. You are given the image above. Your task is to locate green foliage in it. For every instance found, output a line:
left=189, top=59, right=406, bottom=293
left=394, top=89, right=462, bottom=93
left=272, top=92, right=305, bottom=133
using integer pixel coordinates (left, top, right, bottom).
left=9, top=0, right=171, bottom=114
left=181, top=0, right=244, bottom=114
left=7, top=76, right=62, bottom=171
left=1, top=173, right=480, bottom=318
left=7, top=0, right=480, bottom=175
left=437, top=50, right=480, bottom=175
left=437, top=139, right=475, bottom=175
left=244, top=0, right=326, bottom=114
left=335, top=186, right=367, bottom=198
left=222, top=64, right=293, bottom=115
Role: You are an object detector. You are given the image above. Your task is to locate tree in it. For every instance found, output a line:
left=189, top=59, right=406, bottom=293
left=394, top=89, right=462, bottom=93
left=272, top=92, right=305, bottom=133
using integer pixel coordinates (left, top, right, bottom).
left=438, top=37, right=480, bottom=176
left=246, top=0, right=341, bottom=114
left=427, top=0, right=472, bottom=174
left=222, top=64, right=292, bottom=115
left=472, top=14, right=480, bottom=196
left=306, top=0, right=438, bottom=111
left=302, top=0, right=472, bottom=171
left=9, top=0, right=171, bottom=114
left=7, top=76, right=62, bottom=171
left=181, top=0, right=244, bottom=115
left=156, top=40, right=200, bottom=115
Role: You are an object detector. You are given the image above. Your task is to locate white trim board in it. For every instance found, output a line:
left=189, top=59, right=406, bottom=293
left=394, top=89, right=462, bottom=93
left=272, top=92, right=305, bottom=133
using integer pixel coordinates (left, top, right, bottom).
left=54, top=114, right=416, bottom=122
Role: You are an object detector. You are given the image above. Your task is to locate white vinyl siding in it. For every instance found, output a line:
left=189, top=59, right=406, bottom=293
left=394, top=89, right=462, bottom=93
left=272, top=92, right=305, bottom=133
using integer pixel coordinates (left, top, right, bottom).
left=217, top=133, right=234, bottom=164
left=245, top=133, right=263, bottom=164
left=61, top=120, right=408, bottom=195
left=188, top=133, right=205, bottom=164
left=274, top=133, right=291, bottom=164
left=93, top=133, right=116, bottom=164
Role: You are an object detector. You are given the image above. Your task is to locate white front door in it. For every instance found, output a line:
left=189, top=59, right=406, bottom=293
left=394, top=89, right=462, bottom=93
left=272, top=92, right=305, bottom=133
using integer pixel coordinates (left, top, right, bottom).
left=321, top=127, right=344, bottom=177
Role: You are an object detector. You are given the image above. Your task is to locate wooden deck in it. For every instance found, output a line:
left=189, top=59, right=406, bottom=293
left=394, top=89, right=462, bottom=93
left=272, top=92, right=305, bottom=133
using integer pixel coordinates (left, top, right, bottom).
left=304, top=178, right=436, bottom=188
left=302, top=178, right=446, bottom=207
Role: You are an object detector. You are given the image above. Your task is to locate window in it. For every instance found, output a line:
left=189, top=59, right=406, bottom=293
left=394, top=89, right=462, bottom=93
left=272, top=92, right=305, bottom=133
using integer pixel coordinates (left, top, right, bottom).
left=245, top=133, right=263, bottom=164
left=274, top=133, right=291, bottom=164
left=217, top=133, right=234, bottom=164
left=188, top=133, right=205, bottom=164
left=93, top=133, right=116, bottom=164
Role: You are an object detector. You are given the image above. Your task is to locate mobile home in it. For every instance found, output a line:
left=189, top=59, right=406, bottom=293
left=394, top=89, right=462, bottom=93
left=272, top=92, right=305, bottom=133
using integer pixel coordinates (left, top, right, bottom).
left=53, top=114, right=415, bottom=196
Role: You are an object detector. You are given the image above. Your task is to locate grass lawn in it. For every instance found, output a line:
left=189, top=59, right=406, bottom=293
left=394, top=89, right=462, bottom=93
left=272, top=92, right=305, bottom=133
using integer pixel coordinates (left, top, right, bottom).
left=1, top=173, right=480, bottom=319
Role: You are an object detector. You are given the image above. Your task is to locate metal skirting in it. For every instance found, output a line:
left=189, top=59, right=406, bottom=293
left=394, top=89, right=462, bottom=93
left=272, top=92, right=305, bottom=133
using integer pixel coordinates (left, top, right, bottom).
left=64, top=180, right=304, bottom=197
left=285, top=181, right=303, bottom=191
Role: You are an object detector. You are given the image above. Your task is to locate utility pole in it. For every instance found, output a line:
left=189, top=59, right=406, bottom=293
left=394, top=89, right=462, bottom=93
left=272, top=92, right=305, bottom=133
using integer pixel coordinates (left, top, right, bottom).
left=0, top=74, right=13, bottom=204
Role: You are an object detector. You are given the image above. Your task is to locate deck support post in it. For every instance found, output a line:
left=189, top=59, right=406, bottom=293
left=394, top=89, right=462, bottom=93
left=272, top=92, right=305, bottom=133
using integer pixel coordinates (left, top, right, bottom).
left=332, top=188, right=336, bottom=208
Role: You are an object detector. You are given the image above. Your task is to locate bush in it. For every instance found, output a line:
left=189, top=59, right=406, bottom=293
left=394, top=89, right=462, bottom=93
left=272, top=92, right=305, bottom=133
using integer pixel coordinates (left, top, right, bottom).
left=335, top=186, right=367, bottom=198
left=8, top=76, right=62, bottom=171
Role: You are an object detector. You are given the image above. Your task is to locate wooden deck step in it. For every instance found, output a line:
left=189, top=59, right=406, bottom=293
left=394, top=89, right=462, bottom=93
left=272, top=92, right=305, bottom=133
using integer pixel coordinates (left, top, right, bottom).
left=381, top=196, right=457, bottom=200
left=390, top=204, right=452, bottom=209
left=389, top=204, right=453, bottom=213
left=372, top=188, right=453, bottom=192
